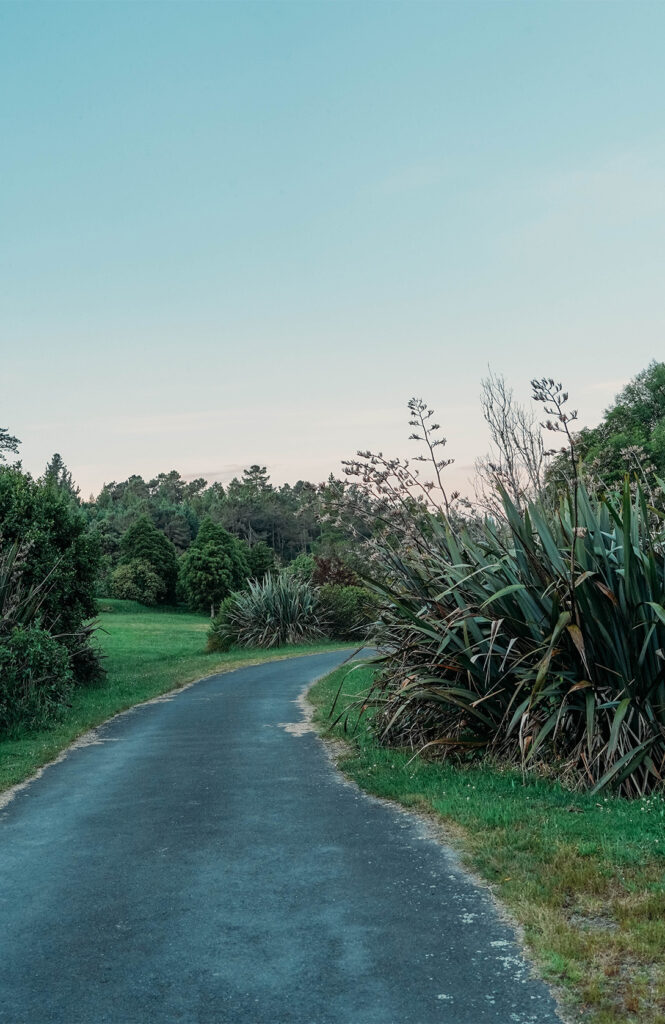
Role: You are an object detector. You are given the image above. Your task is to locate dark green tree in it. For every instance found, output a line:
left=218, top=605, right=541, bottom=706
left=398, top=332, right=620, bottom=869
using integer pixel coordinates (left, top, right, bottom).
left=0, top=427, right=20, bottom=463
left=179, top=518, right=250, bottom=615
left=246, top=540, right=276, bottom=581
left=547, top=362, right=665, bottom=490
left=119, top=516, right=178, bottom=602
left=42, top=453, right=80, bottom=501
left=0, top=465, right=101, bottom=681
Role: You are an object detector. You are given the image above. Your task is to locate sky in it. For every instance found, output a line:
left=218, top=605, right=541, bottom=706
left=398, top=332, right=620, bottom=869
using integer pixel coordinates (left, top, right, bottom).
left=2, top=1, right=664, bottom=499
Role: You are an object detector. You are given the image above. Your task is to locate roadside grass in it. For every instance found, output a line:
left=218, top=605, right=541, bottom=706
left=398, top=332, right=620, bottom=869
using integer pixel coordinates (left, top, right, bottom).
left=0, top=599, right=350, bottom=794
left=309, top=663, right=665, bottom=1024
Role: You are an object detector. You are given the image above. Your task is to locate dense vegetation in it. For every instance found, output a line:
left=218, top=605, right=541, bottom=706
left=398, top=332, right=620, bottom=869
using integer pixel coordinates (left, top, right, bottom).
left=2, top=359, right=664, bottom=797
left=333, top=368, right=665, bottom=797
left=0, top=462, right=102, bottom=737
left=0, top=439, right=374, bottom=739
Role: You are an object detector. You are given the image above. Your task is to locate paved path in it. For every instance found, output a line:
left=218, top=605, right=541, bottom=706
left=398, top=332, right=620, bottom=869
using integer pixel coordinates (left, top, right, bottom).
left=0, top=652, right=562, bottom=1024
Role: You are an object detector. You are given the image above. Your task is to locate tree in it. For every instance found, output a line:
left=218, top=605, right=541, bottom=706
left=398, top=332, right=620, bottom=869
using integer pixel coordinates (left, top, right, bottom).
left=0, top=427, right=20, bottom=463
left=574, top=361, right=665, bottom=486
left=42, top=453, right=81, bottom=501
left=178, top=518, right=250, bottom=615
left=474, top=370, right=547, bottom=517
left=246, top=540, right=276, bottom=581
left=0, top=465, right=101, bottom=682
left=119, top=516, right=178, bottom=602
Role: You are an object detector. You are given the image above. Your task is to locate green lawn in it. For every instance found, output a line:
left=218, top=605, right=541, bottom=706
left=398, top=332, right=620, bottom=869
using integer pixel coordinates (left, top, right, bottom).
left=309, top=663, right=665, bottom=1024
left=0, top=599, right=349, bottom=794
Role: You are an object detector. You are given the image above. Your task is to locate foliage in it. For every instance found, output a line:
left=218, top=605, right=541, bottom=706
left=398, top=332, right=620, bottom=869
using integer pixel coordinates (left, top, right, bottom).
left=283, top=552, right=316, bottom=581
left=85, top=466, right=338, bottom=576
left=246, top=540, right=277, bottom=581
left=41, top=453, right=80, bottom=501
left=178, top=518, right=250, bottom=614
left=548, top=360, right=665, bottom=491
left=312, top=555, right=359, bottom=587
left=362, top=473, right=665, bottom=797
left=110, top=559, right=165, bottom=606
left=119, top=515, right=178, bottom=602
left=0, top=466, right=100, bottom=650
left=317, top=583, right=378, bottom=641
left=0, top=479, right=103, bottom=738
left=0, top=625, right=74, bottom=736
left=0, top=426, right=20, bottom=464
left=208, top=573, right=324, bottom=649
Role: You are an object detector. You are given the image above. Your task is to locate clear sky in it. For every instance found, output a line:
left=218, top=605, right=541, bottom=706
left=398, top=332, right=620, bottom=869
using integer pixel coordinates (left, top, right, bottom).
left=2, top=1, right=663, bottom=498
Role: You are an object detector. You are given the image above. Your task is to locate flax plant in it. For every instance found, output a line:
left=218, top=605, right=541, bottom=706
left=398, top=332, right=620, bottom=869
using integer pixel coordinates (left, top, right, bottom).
left=336, top=389, right=665, bottom=796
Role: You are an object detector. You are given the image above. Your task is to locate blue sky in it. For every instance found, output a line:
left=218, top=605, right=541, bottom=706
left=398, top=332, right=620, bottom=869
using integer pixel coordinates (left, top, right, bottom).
left=2, top=1, right=664, bottom=497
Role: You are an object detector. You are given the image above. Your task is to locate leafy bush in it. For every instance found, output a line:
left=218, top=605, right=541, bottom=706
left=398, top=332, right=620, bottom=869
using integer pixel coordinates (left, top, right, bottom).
left=318, top=583, right=378, bottom=641
left=111, top=559, right=165, bottom=605
left=207, top=573, right=323, bottom=650
left=179, top=518, right=250, bottom=614
left=119, top=516, right=178, bottom=602
left=0, top=625, right=74, bottom=736
left=283, top=553, right=315, bottom=582
left=247, top=540, right=276, bottom=581
left=0, top=466, right=100, bottom=640
left=312, top=556, right=359, bottom=587
left=365, top=478, right=665, bottom=796
left=0, top=468, right=103, bottom=687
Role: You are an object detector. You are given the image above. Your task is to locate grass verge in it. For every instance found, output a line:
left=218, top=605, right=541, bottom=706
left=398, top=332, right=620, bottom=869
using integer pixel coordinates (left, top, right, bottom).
left=309, top=662, right=665, bottom=1024
left=0, top=599, right=350, bottom=795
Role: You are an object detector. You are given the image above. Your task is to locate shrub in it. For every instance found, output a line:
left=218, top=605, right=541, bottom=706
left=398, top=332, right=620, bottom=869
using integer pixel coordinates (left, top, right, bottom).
left=0, top=466, right=100, bottom=640
left=119, top=516, right=178, bottom=602
left=365, top=478, right=665, bottom=796
left=179, top=518, right=250, bottom=614
left=312, top=556, right=359, bottom=587
left=283, top=553, right=315, bottom=582
left=110, top=559, right=165, bottom=605
left=0, top=468, right=103, bottom=686
left=247, top=540, right=276, bottom=581
left=0, top=625, right=74, bottom=736
left=318, top=583, right=378, bottom=641
left=208, top=573, right=323, bottom=650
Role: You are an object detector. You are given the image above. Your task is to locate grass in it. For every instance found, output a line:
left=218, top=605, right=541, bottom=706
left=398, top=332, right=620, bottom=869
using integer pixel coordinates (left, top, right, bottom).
left=0, top=599, right=350, bottom=795
left=309, top=663, right=665, bottom=1024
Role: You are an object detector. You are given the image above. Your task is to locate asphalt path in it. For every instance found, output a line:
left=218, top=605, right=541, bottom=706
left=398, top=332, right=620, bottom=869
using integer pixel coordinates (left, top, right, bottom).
left=0, top=651, right=563, bottom=1024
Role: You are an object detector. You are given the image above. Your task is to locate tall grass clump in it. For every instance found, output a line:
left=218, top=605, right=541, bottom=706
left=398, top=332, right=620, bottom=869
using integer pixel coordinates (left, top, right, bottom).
left=337, top=386, right=665, bottom=796
left=208, top=573, right=324, bottom=650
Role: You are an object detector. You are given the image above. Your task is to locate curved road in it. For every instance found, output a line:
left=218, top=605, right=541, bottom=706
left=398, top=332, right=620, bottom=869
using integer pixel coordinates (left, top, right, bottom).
left=0, top=652, right=562, bottom=1024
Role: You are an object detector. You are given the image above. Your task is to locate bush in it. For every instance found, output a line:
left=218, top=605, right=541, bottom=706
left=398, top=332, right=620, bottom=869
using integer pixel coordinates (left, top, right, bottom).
left=283, top=552, right=315, bottom=581
left=318, top=584, right=378, bottom=641
left=0, top=466, right=100, bottom=640
left=119, top=516, right=178, bottom=602
left=207, top=573, right=323, bottom=650
left=312, top=556, right=359, bottom=587
left=366, top=479, right=665, bottom=796
left=206, top=596, right=235, bottom=652
left=179, top=518, right=250, bottom=614
left=110, top=559, right=165, bottom=605
left=0, top=468, right=103, bottom=688
left=0, top=625, right=74, bottom=736
left=247, top=541, right=276, bottom=581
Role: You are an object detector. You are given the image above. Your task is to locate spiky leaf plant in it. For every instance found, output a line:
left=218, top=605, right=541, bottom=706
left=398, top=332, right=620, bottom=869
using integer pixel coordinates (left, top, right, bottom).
left=208, top=573, right=324, bottom=650
left=363, top=479, right=665, bottom=796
